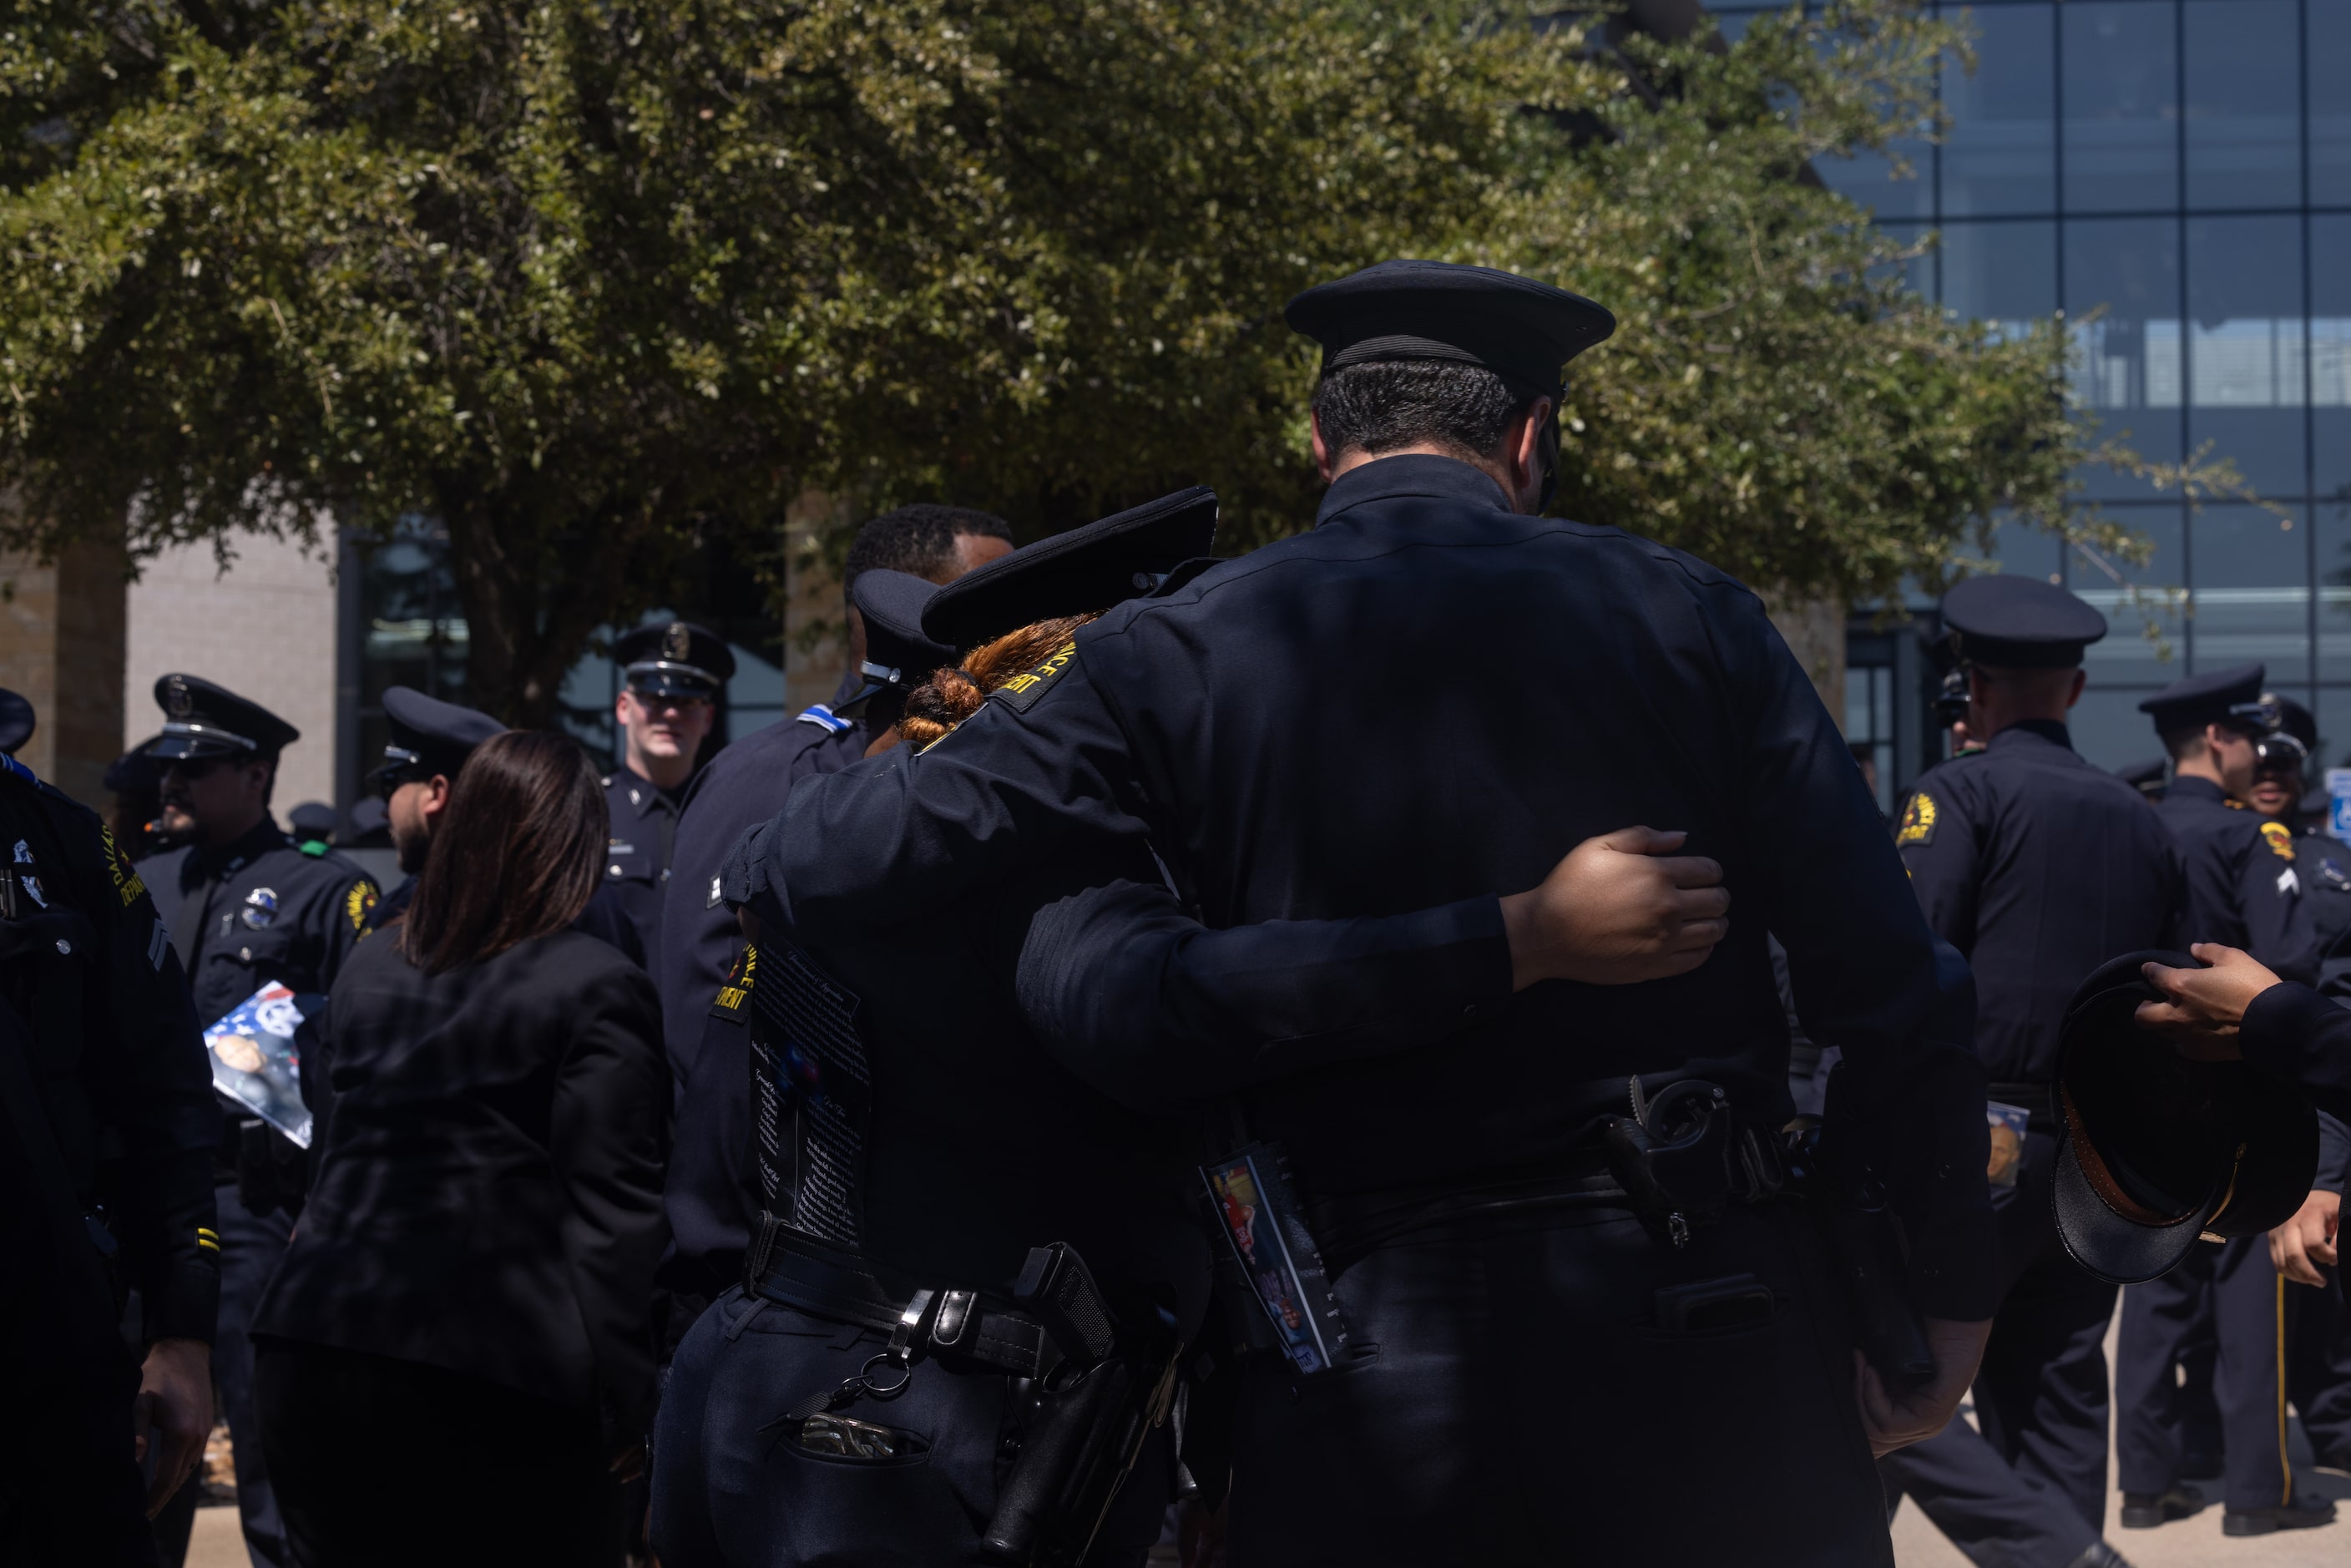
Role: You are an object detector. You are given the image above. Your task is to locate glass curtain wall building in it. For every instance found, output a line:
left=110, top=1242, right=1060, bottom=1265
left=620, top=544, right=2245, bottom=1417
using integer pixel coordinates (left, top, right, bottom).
left=1712, top=0, right=2351, bottom=791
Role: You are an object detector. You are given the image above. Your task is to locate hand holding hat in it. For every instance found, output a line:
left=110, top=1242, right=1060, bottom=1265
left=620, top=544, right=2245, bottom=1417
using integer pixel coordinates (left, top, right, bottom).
left=2134, top=943, right=2283, bottom=1059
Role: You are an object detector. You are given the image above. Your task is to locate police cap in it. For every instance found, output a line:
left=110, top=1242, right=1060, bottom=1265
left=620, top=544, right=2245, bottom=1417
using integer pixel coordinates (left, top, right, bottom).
left=0, top=687, right=33, bottom=755
left=2050, top=950, right=2317, bottom=1284
left=839, top=571, right=958, bottom=712
left=2114, top=757, right=2167, bottom=802
left=1940, top=575, right=2106, bottom=669
left=346, top=797, right=389, bottom=841
left=373, top=685, right=504, bottom=787
left=106, top=739, right=166, bottom=795
left=287, top=802, right=337, bottom=845
left=615, top=620, right=736, bottom=701
left=921, top=487, right=1221, bottom=655
left=2274, top=694, right=2317, bottom=751
left=2135, top=663, right=2269, bottom=735
left=1284, top=260, right=1615, bottom=398
left=144, top=674, right=300, bottom=761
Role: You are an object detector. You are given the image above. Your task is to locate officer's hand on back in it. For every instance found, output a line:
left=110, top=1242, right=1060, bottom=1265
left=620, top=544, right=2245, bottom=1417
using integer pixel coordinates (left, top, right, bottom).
left=1499, top=827, right=1731, bottom=989
left=2135, top=943, right=2283, bottom=1060
left=133, top=1336, right=212, bottom=1515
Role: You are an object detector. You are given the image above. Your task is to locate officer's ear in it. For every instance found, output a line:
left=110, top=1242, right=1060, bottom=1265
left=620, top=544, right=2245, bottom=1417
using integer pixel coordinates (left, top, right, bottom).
left=420, top=774, right=454, bottom=822
left=2065, top=668, right=2086, bottom=710
left=1310, top=407, right=1337, bottom=483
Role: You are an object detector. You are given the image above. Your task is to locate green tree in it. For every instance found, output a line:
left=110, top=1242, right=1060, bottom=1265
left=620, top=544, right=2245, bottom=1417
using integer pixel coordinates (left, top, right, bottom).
left=0, top=0, right=1605, bottom=720
left=0, top=1, right=2218, bottom=721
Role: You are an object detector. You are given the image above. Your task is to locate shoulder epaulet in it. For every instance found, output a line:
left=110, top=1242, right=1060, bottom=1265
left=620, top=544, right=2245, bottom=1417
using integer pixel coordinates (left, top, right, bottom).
left=1146, top=558, right=1223, bottom=599
left=794, top=704, right=852, bottom=734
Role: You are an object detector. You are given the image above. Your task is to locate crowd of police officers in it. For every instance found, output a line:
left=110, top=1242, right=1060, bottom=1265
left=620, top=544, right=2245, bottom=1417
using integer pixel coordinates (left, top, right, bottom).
left=6, top=260, right=2350, bottom=1568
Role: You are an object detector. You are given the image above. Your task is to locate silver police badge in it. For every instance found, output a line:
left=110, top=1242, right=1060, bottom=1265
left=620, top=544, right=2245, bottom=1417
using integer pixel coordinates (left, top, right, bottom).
left=12, top=839, right=45, bottom=908
left=242, top=887, right=279, bottom=930
left=663, top=621, right=691, bottom=661
left=165, top=675, right=195, bottom=718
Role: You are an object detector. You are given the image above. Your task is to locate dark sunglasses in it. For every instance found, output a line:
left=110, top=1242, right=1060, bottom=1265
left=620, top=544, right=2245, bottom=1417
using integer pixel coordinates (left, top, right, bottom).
left=163, top=755, right=235, bottom=781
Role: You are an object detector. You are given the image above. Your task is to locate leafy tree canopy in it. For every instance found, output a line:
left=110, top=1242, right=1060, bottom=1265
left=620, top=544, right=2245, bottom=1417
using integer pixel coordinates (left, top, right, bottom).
left=0, top=1, right=2211, bottom=719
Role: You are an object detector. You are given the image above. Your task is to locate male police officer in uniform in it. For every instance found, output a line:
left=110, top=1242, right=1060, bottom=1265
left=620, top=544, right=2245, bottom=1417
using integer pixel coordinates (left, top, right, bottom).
left=652, top=509, right=1010, bottom=1350
left=136, top=674, right=379, bottom=1568
left=2112, top=665, right=2333, bottom=1537
left=0, top=737, right=220, bottom=1564
left=603, top=620, right=735, bottom=970
left=757, top=261, right=1996, bottom=1563
left=1879, top=577, right=2184, bottom=1568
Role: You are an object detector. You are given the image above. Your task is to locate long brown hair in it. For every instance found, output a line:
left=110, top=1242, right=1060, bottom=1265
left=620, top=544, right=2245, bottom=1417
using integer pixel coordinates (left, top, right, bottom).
left=398, top=730, right=605, bottom=975
left=899, top=614, right=1099, bottom=748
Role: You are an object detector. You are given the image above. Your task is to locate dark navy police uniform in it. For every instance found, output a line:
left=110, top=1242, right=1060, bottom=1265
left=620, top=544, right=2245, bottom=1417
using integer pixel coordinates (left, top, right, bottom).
left=0, top=741, right=221, bottom=1568
left=655, top=533, right=1219, bottom=1567
left=763, top=263, right=1993, bottom=1566
left=604, top=620, right=738, bottom=972
left=137, top=675, right=378, bottom=1568
left=1878, top=578, right=2184, bottom=1568
left=2113, top=665, right=2334, bottom=1537
left=652, top=703, right=863, bottom=1348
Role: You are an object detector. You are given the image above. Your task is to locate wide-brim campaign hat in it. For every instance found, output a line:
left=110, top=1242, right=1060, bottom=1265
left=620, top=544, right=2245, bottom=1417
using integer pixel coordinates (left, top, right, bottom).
left=2050, top=950, right=2318, bottom=1284
left=921, top=487, right=1221, bottom=655
left=838, top=570, right=959, bottom=713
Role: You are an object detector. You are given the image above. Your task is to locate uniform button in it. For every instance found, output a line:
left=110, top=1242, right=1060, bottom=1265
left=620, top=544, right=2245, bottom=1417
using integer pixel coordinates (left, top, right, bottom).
left=1462, top=1003, right=1478, bottom=1018
left=609, top=865, right=623, bottom=878
left=53, top=938, right=70, bottom=955
left=240, top=946, right=252, bottom=962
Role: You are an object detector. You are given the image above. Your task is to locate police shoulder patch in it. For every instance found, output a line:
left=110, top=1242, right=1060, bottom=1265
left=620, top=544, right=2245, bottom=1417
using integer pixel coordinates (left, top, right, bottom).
left=1896, top=790, right=1939, bottom=847
left=346, top=880, right=379, bottom=933
left=2260, top=821, right=2296, bottom=861
left=991, top=639, right=1079, bottom=715
left=710, top=943, right=757, bottom=1020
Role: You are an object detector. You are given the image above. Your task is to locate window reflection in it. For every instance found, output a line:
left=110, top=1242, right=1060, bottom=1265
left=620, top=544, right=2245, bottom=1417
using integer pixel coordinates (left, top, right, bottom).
left=2186, top=216, right=2308, bottom=497
left=2066, top=217, right=2184, bottom=496
left=2073, top=505, right=2186, bottom=677
left=2064, top=3, right=2182, bottom=214
left=2313, top=0, right=2351, bottom=205
left=1942, top=4, right=2055, bottom=216
left=1940, top=220, right=2057, bottom=341
left=2315, top=215, right=2351, bottom=501
left=2190, top=503, right=2311, bottom=680
left=2184, top=0, right=2303, bottom=210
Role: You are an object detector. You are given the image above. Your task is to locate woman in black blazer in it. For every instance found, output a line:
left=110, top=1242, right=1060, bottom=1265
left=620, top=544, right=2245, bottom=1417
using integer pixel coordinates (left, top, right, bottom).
left=254, top=731, right=667, bottom=1566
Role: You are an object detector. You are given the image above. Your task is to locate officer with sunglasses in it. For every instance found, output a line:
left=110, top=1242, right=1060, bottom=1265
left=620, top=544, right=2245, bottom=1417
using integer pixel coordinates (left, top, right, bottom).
left=133, top=674, right=380, bottom=1568
left=2111, top=665, right=2334, bottom=1540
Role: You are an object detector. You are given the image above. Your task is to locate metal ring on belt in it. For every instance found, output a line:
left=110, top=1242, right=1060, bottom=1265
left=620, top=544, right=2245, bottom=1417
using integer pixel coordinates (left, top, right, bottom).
left=744, top=1219, right=1063, bottom=1380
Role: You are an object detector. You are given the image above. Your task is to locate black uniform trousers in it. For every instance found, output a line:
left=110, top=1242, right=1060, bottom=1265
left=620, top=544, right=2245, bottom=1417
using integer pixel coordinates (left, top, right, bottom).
left=2290, top=1269, right=2351, bottom=1465
left=651, top=1287, right=1167, bottom=1567
left=2117, top=1235, right=2293, bottom=1513
left=1878, top=1130, right=2118, bottom=1565
left=256, top=1340, right=619, bottom=1568
left=1224, top=1200, right=1888, bottom=1567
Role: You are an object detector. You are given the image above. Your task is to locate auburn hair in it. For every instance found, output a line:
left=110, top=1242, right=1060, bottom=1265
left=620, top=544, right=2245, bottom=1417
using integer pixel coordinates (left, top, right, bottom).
left=900, top=614, right=1100, bottom=748
left=397, top=730, right=605, bottom=975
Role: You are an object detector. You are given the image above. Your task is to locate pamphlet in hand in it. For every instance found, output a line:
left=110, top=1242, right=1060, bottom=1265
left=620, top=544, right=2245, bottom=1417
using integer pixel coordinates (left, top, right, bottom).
left=206, top=983, right=315, bottom=1149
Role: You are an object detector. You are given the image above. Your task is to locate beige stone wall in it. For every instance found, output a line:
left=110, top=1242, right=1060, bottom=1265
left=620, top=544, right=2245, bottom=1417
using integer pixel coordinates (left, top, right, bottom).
left=1767, top=594, right=1848, bottom=731
left=124, top=530, right=341, bottom=813
left=781, top=490, right=857, bottom=716
left=0, top=540, right=129, bottom=810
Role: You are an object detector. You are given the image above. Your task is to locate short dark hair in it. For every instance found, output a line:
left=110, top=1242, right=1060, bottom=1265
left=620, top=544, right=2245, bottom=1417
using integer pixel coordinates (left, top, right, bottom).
left=1312, top=360, right=1535, bottom=462
left=399, top=731, right=604, bottom=975
left=842, top=505, right=1013, bottom=598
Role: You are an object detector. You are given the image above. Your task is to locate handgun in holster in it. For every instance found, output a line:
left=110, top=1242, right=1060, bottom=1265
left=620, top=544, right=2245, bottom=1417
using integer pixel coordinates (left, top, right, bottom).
left=1782, top=1122, right=1936, bottom=1391
left=980, top=1242, right=1183, bottom=1568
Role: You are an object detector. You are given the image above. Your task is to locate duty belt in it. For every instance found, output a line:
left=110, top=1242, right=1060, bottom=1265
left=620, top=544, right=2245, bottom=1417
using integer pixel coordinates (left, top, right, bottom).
left=744, top=1215, right=1063, bottom=1380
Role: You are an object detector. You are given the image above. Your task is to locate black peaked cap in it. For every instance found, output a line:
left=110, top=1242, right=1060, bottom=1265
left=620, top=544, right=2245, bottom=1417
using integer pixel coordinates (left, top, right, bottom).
left=615, top=619, right=736, bottom=700
left=106, top=738, right=166, bottom=794
left=2277, top=695, right=2317, bottom=751
left=287, top=802, right=337, bottom=840
left=2050, top=949, right=2317, bottom=1285
left=840, top=570, right=958, bottom=711
left=377, top=685, right=504, bottom=781
left=346, top=797, right=389, bottom=838
left=0, top=688, right=33, bottom=755
left=922, top=487, right=1221, bottom=655
left=1284, top=260, right=1615, bottom=397
left=144, top=674, right=300, bottom=760
left=1941, top=575, right=2106, bottom=669
left=2136, top=663, right=2267, bottom=731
